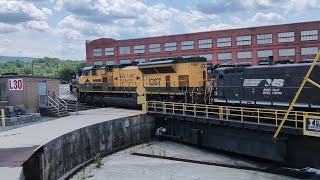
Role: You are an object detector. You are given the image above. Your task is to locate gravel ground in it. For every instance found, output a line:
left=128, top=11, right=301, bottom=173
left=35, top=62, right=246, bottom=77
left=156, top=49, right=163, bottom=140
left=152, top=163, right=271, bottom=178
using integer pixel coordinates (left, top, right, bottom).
left=59, top=84, right=77, bottom=101
left=70, top=141, right=297, bottom=180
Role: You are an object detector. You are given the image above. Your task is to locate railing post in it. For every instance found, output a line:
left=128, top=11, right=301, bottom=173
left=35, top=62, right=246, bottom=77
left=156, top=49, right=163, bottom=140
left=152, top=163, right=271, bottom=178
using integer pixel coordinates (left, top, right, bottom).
left=275, top=111, right=278, bottom=126
left=1, top=109, right=5, bottom=127
left=183, top=104, right=186, bottom=116
left=257, top=109, right=260, bottom=124
left=193, top=104, right=196, bottom=117
left=173, top=103, right=175, bottom=115
left=241, top=108, right=243, bottom=122
left=295, top=111, right=298, bottom=128
left=76, top=102, right=79, bottom=115
left=206, top=105, right=208, bottom=119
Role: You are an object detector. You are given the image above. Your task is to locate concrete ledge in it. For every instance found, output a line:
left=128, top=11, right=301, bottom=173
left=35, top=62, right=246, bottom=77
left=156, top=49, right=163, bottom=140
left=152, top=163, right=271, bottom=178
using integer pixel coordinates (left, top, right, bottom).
left=22, top=114, right=155, bottom=180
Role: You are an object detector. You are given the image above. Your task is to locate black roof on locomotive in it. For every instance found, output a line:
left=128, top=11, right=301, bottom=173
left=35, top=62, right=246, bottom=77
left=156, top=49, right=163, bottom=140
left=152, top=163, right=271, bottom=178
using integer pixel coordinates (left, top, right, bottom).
left=215, top=62, right=320, bottom=74
left=89, top=57, right=207, bottom=70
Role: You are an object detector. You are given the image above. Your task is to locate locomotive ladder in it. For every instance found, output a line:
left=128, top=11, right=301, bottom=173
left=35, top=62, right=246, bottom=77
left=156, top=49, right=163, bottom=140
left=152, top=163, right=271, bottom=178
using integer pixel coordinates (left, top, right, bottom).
left=274, top=51, right=320, bottom=138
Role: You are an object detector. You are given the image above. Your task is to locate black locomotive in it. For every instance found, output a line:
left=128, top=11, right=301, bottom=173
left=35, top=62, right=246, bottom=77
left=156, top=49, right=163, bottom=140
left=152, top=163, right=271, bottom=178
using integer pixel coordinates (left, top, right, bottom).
left=214, top=63, right=320, bottom=110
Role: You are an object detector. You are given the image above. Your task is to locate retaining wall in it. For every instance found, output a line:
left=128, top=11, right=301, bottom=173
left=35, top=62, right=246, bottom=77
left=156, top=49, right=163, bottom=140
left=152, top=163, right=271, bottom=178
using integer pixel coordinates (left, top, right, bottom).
left=22, top=114, right=155, bottom=180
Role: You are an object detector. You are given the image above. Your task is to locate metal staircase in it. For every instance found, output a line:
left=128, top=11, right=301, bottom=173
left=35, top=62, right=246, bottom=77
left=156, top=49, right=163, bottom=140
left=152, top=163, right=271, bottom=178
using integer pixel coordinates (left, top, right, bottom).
left=46, top=95, right=69, bottom=117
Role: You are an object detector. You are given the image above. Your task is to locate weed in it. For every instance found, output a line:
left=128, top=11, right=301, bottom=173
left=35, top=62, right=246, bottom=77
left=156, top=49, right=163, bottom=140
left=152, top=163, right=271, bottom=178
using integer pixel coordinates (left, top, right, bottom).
left=94, top=153, right=103, bottom=168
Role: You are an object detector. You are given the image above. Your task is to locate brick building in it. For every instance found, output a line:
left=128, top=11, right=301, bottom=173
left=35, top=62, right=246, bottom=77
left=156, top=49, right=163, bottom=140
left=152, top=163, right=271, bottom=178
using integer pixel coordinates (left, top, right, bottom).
left=86, top=21, right=320, bottom=66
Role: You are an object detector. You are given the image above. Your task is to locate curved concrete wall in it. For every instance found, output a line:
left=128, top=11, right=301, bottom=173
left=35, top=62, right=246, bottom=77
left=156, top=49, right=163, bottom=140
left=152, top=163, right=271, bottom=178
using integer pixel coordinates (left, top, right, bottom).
left=23, top=114, right=154, bottom=180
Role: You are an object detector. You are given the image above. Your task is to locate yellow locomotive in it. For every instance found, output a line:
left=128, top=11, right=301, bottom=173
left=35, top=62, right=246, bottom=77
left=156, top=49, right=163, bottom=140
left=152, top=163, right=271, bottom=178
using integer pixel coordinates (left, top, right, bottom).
left=78, top=57, right=212, bottom=108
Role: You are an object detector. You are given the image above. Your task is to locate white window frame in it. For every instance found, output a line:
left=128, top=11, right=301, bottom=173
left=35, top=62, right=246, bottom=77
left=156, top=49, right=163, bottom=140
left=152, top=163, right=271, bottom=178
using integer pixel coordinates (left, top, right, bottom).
left=218, top=52, right=232, bottom=60
left=165, top=42, right=177, bottom=52
left=134, top=58, right=146, bottom=63
left=236, top=35, right=251, bottom=46
left=105, top=60, right=115, bottom=65
left=181, top=40, right=194, bottom=50
left=119, top=46, right=130, bottom=55
left=199, top=54, right=213, bottom=61
left=257, top=50, right=273, bottom=58
left=134, top=45, right=145, bottom=54
left=257, top=34, right=272, bottom=45
left=279, top=48, right=295, bottom=57
left=93, top=48, right=102, bottom=57
left=217, top=37, right=231, bottom=47
left=149, top=44, right=160, bottom=53
left=199, top=39, right=212, bottom=49
left=301, top=47, right=319, bottom=55
left=301, top=30, right=318, bottom=41
left=120, top=59, right=131, bottom=64
left=237, top=51, right=252, bottom=59
left=105, top=47, right=114, bottom=56
left=278, top=32, right=295, bottom=43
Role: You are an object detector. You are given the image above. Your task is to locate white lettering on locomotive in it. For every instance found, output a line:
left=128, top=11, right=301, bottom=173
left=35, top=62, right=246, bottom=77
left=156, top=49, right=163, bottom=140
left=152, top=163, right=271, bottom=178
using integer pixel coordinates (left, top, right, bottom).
left=308, top=119, right=320, bottom=132
left=243, top=79, right=284, bottom=87
left=243, top=79, right=285, bottom=95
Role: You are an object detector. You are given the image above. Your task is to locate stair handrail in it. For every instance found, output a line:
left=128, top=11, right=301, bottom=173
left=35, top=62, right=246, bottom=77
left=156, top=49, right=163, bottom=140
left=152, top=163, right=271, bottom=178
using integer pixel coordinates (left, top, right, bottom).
left=47, top=95, right=60, bottom=116
left=56, top=95, right=68, bottom=112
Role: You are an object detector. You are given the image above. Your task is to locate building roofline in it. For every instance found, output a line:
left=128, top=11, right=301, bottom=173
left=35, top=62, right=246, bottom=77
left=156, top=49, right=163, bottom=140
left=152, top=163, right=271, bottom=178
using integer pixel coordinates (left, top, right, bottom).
left=0, top=75, right=60, bottom=79
left=88, top=20, right=320, bottom=43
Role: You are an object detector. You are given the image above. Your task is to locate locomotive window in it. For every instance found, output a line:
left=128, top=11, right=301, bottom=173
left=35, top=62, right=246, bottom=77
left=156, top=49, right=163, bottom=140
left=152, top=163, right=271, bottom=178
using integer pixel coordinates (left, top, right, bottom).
left=92, top=69, right=97, bottom=75
left=219, top=74, right=224, bottom=80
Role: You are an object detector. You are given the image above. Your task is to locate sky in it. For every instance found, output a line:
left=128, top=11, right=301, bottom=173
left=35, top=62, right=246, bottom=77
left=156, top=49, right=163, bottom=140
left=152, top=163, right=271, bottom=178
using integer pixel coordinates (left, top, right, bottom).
left=0, top=0, right=319, bottom=60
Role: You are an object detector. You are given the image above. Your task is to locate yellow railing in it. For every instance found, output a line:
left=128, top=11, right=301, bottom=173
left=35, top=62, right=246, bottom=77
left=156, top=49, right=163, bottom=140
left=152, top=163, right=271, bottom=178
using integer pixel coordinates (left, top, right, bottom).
left=146, top=101, right=320, bottom=130
left=1, top=109, right=5, bottom=127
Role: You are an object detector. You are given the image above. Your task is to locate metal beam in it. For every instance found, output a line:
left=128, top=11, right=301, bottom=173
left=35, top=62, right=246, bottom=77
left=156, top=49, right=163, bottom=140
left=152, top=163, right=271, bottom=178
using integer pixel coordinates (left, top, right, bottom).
left=273, top=51, right=320, bottom=138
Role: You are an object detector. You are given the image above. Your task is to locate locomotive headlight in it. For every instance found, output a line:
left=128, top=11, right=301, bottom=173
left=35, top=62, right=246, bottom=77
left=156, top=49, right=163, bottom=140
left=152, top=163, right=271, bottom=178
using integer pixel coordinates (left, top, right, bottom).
left=202, top=64, right=207, bottom=68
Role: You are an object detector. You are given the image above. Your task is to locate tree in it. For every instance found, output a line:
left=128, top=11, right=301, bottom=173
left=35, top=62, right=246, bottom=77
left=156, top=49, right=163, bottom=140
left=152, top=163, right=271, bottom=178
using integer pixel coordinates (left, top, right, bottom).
left=59, top=66, right=76, bottom=83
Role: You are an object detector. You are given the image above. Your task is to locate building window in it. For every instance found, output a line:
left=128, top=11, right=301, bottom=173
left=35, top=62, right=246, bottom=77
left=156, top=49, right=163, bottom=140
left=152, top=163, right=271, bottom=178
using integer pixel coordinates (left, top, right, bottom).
left=165, top=42, right=177, bottom=51
left=119, top=46, right=130, bottom=55
left=120, top=59, right=131, bottom=64
left=149, top=44, right=160, bottom=53
left=199, top=54, right=213, bottom=61
left=218, top=52, right=232, bottom=60
left=217, top=37, right=231, bottom=47
left=257, top=34, right=272, bottom=44
left=278, top=32, right=295, bottom=43
left=301, top=47, right=319, bottom=55
left=257, top=50, right=273, bottom=58
left=181, top=55, right=194, bottom=58
left=237, top=51, right=252, bottom=59
left=93, top=48, right=102, bottom=57
left=105, top=47, right=114, bottom=56
left=181, top=41, right=194, bottom=50
left=134, top=58, right=146, bottom=63
left=237, top=35, right=251, bottom=46
left=279, top=48, right=295, bottom=56
left=150, top=57, right=161, bottom=61
left=301, top=30, right=318, bottom=41
left=106, top=60, right=115, bottom=65
left=93, top=61, right=103, bottom=65
left=199, top=39, right=212, bottom=49
left=134, top=45, right=145, bottom=54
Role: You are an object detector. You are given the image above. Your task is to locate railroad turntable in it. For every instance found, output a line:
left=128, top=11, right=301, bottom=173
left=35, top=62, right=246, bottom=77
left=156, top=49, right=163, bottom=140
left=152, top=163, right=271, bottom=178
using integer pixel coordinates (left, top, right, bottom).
left=77, top=52, right=320, bottom=168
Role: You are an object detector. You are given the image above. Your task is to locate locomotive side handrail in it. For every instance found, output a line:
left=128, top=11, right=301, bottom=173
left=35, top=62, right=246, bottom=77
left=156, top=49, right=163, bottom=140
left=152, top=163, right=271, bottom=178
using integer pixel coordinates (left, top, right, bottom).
left=146, top=101, right=320, bottom=132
